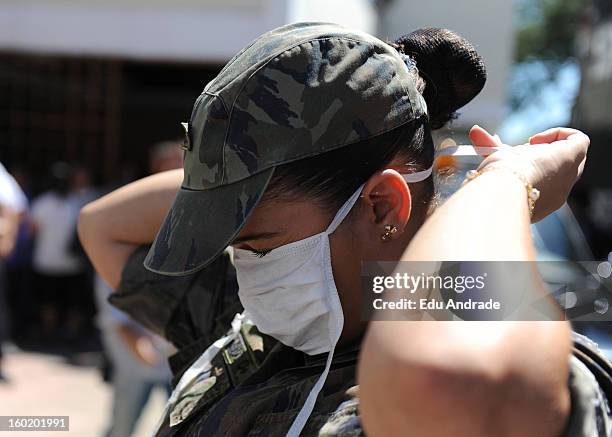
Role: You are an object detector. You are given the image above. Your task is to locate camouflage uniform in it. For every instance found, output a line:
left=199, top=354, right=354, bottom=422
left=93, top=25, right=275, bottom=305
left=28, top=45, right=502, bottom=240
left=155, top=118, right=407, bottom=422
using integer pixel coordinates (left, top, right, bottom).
left=111, top=246, right=612, bottom=437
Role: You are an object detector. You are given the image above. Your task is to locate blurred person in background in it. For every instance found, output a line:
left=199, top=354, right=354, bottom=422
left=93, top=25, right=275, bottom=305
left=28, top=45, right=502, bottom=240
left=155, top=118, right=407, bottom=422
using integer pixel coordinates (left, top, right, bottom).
left=95, top=141, right=180, bottom=437
left=70, top=164, right=99, bottom=211
left=149, top=140, right=185, bottom=174
left=67, top=164, right=100, bottom=339
left=0, top=161, right=28, bottom=381
left=95, top=276, right=172, bottom=437
left=30, top=162, right=91, bottom=342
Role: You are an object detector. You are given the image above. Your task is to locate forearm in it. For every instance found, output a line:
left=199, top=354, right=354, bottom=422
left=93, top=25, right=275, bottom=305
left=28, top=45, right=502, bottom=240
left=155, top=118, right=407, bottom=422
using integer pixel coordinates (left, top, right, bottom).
left=405, top=168, right=535, bottom=262
left=78, top=169, right=182, bottom=288
left=360, top=320, right=571, bottom=437
left=360, top=169, right=571, bottom=436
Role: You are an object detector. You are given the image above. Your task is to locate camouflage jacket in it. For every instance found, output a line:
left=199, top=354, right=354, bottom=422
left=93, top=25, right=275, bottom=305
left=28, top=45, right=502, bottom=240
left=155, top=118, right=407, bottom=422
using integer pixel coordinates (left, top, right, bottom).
left=111, top=245, right=612, bottom=436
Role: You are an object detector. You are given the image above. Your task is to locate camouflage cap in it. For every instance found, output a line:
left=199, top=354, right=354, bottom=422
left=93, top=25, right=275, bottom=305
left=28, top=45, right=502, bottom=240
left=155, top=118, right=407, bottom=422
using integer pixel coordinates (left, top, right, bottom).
left=144, top=21, right=428, bottom=275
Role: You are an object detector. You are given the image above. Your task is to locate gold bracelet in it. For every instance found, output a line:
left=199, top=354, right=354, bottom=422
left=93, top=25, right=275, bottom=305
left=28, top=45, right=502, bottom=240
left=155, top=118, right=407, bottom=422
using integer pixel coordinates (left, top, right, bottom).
left=462, top=166, right=540, bottom=217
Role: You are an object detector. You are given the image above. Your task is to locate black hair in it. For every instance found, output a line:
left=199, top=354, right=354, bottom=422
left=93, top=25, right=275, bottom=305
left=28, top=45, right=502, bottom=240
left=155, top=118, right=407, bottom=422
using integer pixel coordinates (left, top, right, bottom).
left=264, top=28, right=487, bottom=213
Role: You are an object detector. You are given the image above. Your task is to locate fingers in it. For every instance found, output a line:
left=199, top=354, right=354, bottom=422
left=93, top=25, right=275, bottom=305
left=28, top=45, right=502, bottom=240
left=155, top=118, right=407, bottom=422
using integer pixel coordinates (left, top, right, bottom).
left=529, top=127, right=590, bottom=165
left=469, top=125, right=504, bottom=158
left=528, top=127, right=581, bottom=144
left=572, top=133, right=590, bottom=166
left=469, top=125, right=503, bottom=158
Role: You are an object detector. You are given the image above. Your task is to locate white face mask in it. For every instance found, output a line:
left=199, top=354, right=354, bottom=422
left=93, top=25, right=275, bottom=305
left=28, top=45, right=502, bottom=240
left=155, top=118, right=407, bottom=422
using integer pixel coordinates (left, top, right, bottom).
left=232, top=167, right=435, bottom=436
left=234, top=144, right=503, bottom=356
left=233, top=170, right=433, bottom=352
left=233, top=185, right=356, bottom=355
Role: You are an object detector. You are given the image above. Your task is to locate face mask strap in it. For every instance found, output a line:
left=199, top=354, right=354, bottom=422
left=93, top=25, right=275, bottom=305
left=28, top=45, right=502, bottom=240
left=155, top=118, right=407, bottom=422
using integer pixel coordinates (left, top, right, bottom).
left=324, top=166, right=430, bottom=237
left=325, top=145, right=503, bottom=235
left=287, top=341, right=337, bottom=436
left=325, top=183, right=365, bottom=235
left=436, top=144, right=502, bottom=157
left=401, top=144, right=503, bottom=184
left=403, top=166, right=433, bottom=183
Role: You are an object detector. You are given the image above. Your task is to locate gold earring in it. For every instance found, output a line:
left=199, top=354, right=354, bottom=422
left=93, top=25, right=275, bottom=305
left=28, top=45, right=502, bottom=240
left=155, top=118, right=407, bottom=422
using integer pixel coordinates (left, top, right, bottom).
left=381, top=224, right=398, bottom=241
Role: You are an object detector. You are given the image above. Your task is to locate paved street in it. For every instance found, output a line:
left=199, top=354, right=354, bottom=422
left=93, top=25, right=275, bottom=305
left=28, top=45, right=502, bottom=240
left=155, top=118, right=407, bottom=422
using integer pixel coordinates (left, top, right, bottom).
left=0, top=345, right=166, bottom=437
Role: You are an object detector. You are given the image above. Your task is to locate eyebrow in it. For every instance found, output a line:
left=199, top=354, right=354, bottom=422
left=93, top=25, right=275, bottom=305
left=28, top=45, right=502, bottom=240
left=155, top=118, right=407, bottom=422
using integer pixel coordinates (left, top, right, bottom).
left=232, top=231, right=281, bottom=244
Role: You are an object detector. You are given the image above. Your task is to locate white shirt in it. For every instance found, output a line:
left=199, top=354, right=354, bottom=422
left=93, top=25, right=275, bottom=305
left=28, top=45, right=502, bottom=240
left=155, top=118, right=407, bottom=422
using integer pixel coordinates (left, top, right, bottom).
left=31, top=191, right=83, bottom=274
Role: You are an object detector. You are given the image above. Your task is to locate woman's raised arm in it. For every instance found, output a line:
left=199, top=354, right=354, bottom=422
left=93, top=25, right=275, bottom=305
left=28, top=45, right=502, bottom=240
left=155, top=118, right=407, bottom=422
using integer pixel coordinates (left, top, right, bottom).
left=359, top=126, right=590, bottom=437
left=78, top=169, right=182, bottom=289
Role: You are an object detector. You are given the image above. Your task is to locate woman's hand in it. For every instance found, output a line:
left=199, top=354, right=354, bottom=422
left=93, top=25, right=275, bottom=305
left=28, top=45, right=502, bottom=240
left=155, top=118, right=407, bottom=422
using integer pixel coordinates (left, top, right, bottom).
left=469, top=125, right=590, bottom=222
left=117, top=324, right=161, bottom=367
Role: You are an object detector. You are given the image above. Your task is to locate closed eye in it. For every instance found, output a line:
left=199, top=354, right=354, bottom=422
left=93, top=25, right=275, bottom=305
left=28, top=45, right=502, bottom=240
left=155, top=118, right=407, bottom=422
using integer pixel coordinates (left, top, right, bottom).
left=250, top=248, right=272, bottom=258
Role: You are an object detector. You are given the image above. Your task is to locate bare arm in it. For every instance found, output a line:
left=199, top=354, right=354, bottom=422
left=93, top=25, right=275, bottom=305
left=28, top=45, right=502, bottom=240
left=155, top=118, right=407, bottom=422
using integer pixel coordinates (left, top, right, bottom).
left=78, top=169, right=182, bottom=289
left=359, top=127, right=589, bottom=437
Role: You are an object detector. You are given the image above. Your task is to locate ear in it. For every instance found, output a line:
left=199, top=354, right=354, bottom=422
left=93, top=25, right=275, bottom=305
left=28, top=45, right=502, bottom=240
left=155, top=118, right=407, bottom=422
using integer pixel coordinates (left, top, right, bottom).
left=361, top=169, right=411, bottom=238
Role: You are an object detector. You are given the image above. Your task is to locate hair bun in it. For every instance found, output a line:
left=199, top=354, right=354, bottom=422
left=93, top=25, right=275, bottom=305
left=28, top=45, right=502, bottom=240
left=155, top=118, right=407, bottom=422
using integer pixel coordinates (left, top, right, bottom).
left=394, top=28, right=486, bottom=129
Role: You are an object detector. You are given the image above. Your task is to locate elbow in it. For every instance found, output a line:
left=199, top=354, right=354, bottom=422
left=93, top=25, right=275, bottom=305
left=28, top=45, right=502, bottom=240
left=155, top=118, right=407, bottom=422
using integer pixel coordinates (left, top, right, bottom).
left=359, top=344, right=506, bottom=436
left=358, top=321, right=571, bottom=437
left=78, top=200, right=107, bottom=262
left=77, top=200, right=135, bottom=290
left=77, top=202, right=96, bottom=251
left=77, top=200, right=132, bottom=290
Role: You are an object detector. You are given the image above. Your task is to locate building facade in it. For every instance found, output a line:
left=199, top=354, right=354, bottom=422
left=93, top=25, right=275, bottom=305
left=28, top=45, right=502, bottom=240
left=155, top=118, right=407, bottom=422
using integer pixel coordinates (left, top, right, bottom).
left=0, top=0, right=375, bottom=186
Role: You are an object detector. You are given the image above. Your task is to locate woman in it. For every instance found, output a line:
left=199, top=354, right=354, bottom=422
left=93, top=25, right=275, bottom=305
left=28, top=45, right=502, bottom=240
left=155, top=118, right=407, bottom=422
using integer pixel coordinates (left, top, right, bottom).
left=79, top=24, right=609, bottom=436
